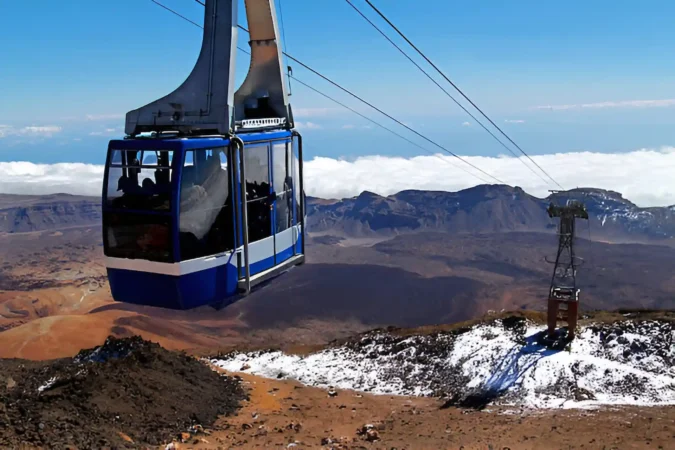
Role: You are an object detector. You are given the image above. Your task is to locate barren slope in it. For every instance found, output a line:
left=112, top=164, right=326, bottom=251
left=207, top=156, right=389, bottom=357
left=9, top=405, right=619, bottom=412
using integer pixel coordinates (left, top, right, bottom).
left=200, top=369, right=674, bottom=450
left=2, top=191, right=674, bottom=361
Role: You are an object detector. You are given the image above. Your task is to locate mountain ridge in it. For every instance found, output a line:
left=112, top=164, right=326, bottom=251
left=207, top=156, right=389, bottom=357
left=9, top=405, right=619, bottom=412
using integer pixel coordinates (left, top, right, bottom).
left=0, top=193, right=101, bottom=234
left=308, top=185, right=675, bottom=243
left=1, top=185, right=674, bottom=244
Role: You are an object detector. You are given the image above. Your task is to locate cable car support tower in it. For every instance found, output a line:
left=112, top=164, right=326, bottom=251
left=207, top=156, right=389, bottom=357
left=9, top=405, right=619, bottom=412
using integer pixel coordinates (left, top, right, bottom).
left=545, top=196, right=588, bottom=340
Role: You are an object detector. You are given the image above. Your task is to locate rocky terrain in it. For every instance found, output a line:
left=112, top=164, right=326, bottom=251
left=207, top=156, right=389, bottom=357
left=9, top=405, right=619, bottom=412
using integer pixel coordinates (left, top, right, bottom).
left=212, top=312, right=675, bottom=410
left=0, top=188, right=674, bottom=448
left=200, top=368, right=674, bottom=449
left=0, top=336, right=245, bottom=448
left=1, top=188, right=675, bottom=361
left=0, top=193, right=100, bottom=234
left=308, top=185, right=675, bottom=244
left=550, top=188, right=675, bottom=241
left=1, top=316, right=673, bottom=449
left=2, top=185, right=674, bottom=243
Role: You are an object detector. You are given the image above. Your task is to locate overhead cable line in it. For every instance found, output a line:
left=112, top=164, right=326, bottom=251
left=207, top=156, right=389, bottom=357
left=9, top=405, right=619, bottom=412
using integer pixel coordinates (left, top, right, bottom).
left=232, top=45, right=488, bottom=181
left=277, top=0, right=293, bottom=95
left=230, top=39, right=473, bottom=178
left=278, top=0, right=289, bottom=55
left=164, top=0, right=505, bottom=183
left=361, top=0, right=564, bottom=190
left=196, top=8, right=503, bottom=184
left=287, top=75, right=490, bottom=182
left=158, top=2, right=491, bottom=183
left=150, top=0, right=203, bottom=28
left=235, top=46, right=486, bottom=181
left=344, top=0, right=552, bottom=188
left=279, top=53, right=504, bottom=183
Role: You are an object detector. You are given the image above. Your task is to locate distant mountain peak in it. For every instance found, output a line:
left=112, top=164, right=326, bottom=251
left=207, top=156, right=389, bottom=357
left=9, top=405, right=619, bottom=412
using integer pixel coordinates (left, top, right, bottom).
left=458, top=184, right=515, bottom=194
left=307, top=185, right=675, bottom=242
left=356, top=190, right=383, bottom=200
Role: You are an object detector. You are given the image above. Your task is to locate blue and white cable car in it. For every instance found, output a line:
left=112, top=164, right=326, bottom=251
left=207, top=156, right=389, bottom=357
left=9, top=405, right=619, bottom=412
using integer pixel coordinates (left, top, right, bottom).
left=102, top=0, right=305, bottom=310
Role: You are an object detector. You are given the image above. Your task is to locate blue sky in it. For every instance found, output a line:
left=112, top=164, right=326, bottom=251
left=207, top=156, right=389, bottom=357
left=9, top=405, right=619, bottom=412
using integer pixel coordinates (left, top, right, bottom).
left=1, top=0, right=675, bottom=191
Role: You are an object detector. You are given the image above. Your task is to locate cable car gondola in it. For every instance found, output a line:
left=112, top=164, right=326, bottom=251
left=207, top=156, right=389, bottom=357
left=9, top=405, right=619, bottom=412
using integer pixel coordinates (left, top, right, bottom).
left=102, top=0, right=305, bottom=310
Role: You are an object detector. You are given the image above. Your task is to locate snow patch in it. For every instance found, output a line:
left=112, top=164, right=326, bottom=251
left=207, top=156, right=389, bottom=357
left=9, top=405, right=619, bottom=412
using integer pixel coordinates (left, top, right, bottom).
left=37, top=377, right=57, bottom=393
left=211, top=319, right=675, bottom=409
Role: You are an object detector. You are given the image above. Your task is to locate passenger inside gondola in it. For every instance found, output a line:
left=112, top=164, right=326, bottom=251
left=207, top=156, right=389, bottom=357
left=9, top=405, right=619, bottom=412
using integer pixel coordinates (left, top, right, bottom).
left=242, top=146, right=273, bottom=243
left=179, top=148, right=232, bottom=260
left=245, top=180, right=272, bottom=242
left=110, top=150, right=172, bottom=211
left=104, top=149, right=175, bottom=261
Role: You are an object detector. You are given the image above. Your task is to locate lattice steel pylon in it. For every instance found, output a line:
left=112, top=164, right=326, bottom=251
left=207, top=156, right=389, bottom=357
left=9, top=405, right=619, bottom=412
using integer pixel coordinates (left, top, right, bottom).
left=545, top=198, right=588, bottom=339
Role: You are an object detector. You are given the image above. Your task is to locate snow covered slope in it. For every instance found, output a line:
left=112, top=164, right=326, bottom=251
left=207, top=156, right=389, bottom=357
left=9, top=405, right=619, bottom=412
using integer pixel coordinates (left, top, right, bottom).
left=211, top=317, right=675, bottom=409
left=550, top=188, right=675, bottom=240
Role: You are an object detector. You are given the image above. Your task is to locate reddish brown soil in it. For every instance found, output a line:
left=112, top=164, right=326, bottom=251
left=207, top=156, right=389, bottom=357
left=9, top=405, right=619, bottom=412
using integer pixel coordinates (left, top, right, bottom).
left=1, top=203, right=674, bottom=448
left=1, top=348, right=672, bottom=449
left=3, top=221, right=675, bottom=365
left=188, top=369, right=674, bottom=450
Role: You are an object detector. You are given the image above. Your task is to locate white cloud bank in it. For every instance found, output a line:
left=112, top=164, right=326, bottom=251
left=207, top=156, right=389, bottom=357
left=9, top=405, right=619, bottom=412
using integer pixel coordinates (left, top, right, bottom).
left=294, top=121, right=323, bottom=130
left=1, top=147, right=674, bottom=207
left=0, top=162, right=104, bottom=196
left=0, top=125, right=62, bottom=138
left=534, top=99, right=675, bottom=111
left=305, top=147, right=675, bottom=207
left=89, top=128, right=121, bottom=137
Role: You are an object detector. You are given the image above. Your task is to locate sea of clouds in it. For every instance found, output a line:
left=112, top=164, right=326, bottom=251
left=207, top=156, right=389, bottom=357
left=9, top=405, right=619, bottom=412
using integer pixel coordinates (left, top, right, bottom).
left=0, top=147, right=674, bottom=207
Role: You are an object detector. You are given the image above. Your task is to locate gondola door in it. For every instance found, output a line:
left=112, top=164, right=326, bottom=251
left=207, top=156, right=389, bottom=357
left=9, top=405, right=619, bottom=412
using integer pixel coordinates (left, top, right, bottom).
left=272, top=140, right=295, bottom=264
left=242, top=141, right=275, bottom=276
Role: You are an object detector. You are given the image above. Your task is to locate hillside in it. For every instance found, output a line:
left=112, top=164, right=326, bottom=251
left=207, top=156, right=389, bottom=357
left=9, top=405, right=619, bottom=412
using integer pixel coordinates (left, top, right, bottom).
left=308, top=185, right=675, bottom=243
left=0, top=193, right=100, bottom=233
left=1, top=189, right=674, bottom=361
left=2, top=324, right=673, bottom=449
left=212, top=312, right=675, bottom=409
left=308, top=185, right=551, bottom=236
left=2, top=185, right=674, bottom=243
left=0, top=336, right=245, bottom=448
left=550, top=188, right=675, bottom=241
left=1, top=191, right=674, bottom=448
left=3, top=226, right=674, bottom=360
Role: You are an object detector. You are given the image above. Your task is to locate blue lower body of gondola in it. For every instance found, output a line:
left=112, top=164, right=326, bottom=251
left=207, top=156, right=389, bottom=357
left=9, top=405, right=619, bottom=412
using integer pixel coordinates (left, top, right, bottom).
left=106, top=229, right=303, bottom=310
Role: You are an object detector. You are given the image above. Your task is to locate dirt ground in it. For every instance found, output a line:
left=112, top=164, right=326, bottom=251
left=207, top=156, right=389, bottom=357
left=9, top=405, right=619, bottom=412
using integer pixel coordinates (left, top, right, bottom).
left=187, top=368, right=674, bottom=450
left=0, top=337, right=245, bottom=449
left=0, top=340, right=672, bottom=449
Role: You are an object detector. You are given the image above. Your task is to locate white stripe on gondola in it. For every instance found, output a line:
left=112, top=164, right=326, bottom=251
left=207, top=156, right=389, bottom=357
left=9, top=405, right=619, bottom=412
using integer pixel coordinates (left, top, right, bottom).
left=276, top=222, right=295, bottom=255
left=105, top=224, right=302, bottom=276
left=247, top=233, right=276, bottom=264
left=105, top=251, right=234, bottom=276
